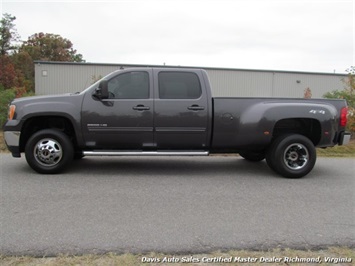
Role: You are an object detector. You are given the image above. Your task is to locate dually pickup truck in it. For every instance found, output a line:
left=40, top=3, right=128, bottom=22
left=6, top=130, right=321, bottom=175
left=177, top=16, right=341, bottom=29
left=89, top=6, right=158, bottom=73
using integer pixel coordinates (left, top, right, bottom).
left=4, top=68, right=351, bottom=178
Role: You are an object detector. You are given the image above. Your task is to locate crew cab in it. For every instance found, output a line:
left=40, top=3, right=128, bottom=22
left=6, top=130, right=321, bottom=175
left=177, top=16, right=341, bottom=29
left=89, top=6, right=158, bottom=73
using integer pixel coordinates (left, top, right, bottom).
left=4, top=68, right=351, bottom=178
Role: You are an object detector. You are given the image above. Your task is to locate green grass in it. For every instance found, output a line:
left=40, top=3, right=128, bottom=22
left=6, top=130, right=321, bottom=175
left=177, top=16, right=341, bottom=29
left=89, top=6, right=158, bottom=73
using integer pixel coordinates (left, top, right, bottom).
left=0, top=130, right=6, bottom=152
left=317, top=139, right=355, bottom=157
left=1, top=247, right=354, bottom=266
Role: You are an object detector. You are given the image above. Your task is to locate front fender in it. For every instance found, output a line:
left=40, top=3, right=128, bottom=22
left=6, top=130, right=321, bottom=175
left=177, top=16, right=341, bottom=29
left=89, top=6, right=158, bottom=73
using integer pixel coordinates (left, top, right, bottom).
left=6, top=94, right=85, bottom=147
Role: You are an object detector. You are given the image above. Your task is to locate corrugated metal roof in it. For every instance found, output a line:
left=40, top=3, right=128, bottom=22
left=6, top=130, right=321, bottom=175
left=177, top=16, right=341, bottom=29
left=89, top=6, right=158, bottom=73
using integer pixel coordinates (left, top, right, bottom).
left=34, top=61, right=347, bottom=77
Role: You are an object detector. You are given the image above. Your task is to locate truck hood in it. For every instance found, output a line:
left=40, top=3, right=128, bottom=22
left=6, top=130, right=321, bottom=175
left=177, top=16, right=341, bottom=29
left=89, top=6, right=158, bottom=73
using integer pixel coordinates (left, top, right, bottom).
left=11, top=92, right=85, bottom=122
left=12, top=93, right=78, bottom=105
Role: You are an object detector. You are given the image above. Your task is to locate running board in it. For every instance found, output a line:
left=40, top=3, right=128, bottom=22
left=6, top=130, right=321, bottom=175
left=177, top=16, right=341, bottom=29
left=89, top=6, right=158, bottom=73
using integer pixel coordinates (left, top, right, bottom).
left=83, top=151, right=209, bottom=156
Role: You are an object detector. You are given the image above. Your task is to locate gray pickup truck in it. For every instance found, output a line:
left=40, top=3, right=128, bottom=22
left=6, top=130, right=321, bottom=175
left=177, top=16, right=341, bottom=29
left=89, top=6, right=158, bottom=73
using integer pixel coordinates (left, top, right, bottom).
left=4, top=68, right=351, bottom=178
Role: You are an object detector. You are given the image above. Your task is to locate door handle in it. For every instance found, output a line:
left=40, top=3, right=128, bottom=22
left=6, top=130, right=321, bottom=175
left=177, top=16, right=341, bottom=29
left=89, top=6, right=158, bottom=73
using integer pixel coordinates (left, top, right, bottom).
left=188, top=105, right=205, bottom=111
left=133, top=105, right=150, bottom=111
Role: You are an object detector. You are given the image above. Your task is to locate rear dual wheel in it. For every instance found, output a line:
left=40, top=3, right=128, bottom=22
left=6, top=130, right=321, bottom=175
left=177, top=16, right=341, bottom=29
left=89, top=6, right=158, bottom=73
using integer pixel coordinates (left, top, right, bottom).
left=266, top=134, right=316, bottom=178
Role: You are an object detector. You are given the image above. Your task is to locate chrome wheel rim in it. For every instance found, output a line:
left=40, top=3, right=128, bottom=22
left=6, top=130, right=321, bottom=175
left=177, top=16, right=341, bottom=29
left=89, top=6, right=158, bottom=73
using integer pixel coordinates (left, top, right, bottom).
left=283, top=143, right=309, bottom=170
left=34, top=138, right=63, bottom=167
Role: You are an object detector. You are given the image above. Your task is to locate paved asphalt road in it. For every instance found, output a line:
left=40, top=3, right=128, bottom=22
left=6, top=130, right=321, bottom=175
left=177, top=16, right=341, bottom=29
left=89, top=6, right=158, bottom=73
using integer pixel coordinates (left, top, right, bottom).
left=0, top=154, right=354, bottom=256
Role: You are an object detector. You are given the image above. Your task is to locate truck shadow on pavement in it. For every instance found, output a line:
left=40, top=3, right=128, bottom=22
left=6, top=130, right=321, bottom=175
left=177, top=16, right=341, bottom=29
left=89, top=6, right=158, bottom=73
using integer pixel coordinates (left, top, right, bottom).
left=68, top=156, right=280, bottom=179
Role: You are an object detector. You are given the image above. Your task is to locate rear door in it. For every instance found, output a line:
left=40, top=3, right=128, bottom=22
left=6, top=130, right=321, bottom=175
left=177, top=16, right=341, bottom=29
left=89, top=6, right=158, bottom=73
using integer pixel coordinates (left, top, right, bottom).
left=153, top=69, right=209, bottom=150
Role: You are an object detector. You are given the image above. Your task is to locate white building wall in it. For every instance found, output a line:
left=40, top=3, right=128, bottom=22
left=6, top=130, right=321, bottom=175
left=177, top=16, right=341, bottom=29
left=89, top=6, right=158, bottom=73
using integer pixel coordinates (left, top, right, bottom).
left=273, top=72, right=345, bottom=98
left=35, top=63, right=124, bottom=95
left=206, top=69, right=274, bottom=97
left=35, top=62, right=346, bottom=98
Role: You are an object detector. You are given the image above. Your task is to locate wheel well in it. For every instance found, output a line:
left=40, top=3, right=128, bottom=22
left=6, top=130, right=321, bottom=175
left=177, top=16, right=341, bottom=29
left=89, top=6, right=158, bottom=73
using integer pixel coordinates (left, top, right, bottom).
left=20, top=116, right=77, bottom=152
left=273, top=118, right=321, bottom=145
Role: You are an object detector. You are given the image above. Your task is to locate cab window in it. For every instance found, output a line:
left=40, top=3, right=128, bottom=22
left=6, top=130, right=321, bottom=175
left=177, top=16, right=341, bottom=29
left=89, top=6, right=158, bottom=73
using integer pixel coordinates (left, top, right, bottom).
left=108, top=72, right=149, bottom=99
left=158, top=72, right=201, bottom=99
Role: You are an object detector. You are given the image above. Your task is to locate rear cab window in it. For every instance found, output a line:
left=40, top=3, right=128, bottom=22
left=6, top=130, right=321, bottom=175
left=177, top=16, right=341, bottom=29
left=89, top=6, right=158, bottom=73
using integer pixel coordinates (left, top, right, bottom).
left=158, top=72, right=202, bottom=99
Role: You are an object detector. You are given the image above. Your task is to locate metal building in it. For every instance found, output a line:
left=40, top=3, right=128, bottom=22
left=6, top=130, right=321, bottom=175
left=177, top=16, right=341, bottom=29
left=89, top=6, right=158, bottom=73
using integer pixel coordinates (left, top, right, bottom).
left=34, top=61, right=347, bottom=98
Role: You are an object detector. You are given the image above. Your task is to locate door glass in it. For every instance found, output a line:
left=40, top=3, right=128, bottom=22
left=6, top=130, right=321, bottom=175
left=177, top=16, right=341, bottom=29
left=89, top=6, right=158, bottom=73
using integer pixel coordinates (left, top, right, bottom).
left=108, top=72, right=149, bottom=99
left=158, top=72, right=201, bottom=99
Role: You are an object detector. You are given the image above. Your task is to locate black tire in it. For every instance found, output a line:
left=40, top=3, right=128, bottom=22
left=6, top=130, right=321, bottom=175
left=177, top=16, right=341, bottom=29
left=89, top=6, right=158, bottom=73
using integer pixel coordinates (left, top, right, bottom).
left=239, top=151, right=265, bottom=162
left=266, top=134, right=316, bottom=178
left=266, top=140, right=278, bottom=172
left=25, top=129, right=74, bottom=174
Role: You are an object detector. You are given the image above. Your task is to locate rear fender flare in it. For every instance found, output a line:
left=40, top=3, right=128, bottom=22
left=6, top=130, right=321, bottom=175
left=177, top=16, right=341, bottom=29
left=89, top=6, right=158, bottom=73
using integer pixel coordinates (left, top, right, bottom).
left=239, top=102, right=337, bottom=141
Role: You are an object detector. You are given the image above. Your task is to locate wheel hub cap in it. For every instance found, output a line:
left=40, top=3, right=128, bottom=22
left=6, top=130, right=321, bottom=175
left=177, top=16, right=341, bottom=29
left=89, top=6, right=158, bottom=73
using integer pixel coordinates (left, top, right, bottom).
left=289, top=151, right=299, bottom=161
left=284, top=143, right=309, bottom=170
left=34, top=139, right=63, bottom=166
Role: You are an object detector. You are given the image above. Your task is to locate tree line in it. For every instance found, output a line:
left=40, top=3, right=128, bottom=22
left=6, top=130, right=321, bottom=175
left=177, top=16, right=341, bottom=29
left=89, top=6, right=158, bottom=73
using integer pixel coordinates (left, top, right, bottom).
left=0, top=13, right=84, bottom=94
left=0, top=13, right=84, bottom=126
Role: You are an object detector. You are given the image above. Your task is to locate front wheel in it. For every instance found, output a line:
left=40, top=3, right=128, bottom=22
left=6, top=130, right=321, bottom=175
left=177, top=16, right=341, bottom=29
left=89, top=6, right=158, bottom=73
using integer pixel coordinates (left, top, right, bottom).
left=25, top=129, right=74, bottom=174
left=266, top=134, right=316, bottom=178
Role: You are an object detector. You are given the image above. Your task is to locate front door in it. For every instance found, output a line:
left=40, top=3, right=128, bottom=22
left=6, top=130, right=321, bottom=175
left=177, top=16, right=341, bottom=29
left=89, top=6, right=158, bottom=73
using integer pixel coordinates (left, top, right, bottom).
left=81, top=70, right=154, bottom=150
left=153, top=69, right=209, bottom=150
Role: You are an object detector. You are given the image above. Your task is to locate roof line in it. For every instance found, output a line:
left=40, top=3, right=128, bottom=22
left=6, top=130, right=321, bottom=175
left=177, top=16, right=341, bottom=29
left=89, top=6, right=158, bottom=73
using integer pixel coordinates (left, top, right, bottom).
left=33, top=61, right=348, bottom=76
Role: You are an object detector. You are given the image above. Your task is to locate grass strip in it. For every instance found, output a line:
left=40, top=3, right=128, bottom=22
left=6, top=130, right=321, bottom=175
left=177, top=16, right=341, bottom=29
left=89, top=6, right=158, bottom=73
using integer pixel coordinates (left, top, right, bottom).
left=1, top=247, right=354, bottom=266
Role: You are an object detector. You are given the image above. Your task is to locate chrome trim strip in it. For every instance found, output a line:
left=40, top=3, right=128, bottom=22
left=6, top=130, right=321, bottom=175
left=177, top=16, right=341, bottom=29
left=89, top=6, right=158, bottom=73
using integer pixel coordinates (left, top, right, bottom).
left=83, top=151, right=209, bottom=156
left=4, top=131, right=21, bottom=146
left=88, top=127, right=153, bottom=132
left=155, top=127, right=206, bottom=132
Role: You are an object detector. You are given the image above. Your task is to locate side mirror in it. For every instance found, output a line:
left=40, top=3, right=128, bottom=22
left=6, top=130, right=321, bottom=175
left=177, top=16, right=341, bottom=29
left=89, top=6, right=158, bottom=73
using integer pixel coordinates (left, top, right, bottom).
left=94, top=80, right=109, bottom=100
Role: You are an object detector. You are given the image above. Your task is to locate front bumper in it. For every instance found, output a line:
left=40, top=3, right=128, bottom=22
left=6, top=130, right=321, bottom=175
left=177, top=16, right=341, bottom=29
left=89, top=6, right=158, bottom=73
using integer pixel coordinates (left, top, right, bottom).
left=338, top=131, right=351, bottom=146
left=4, top=131, right=21, bottom=157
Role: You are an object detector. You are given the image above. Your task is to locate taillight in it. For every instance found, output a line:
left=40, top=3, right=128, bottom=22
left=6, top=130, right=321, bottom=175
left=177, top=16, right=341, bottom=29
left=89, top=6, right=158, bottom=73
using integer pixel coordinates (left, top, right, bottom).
left=340, top=107, right=348, bottom=127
